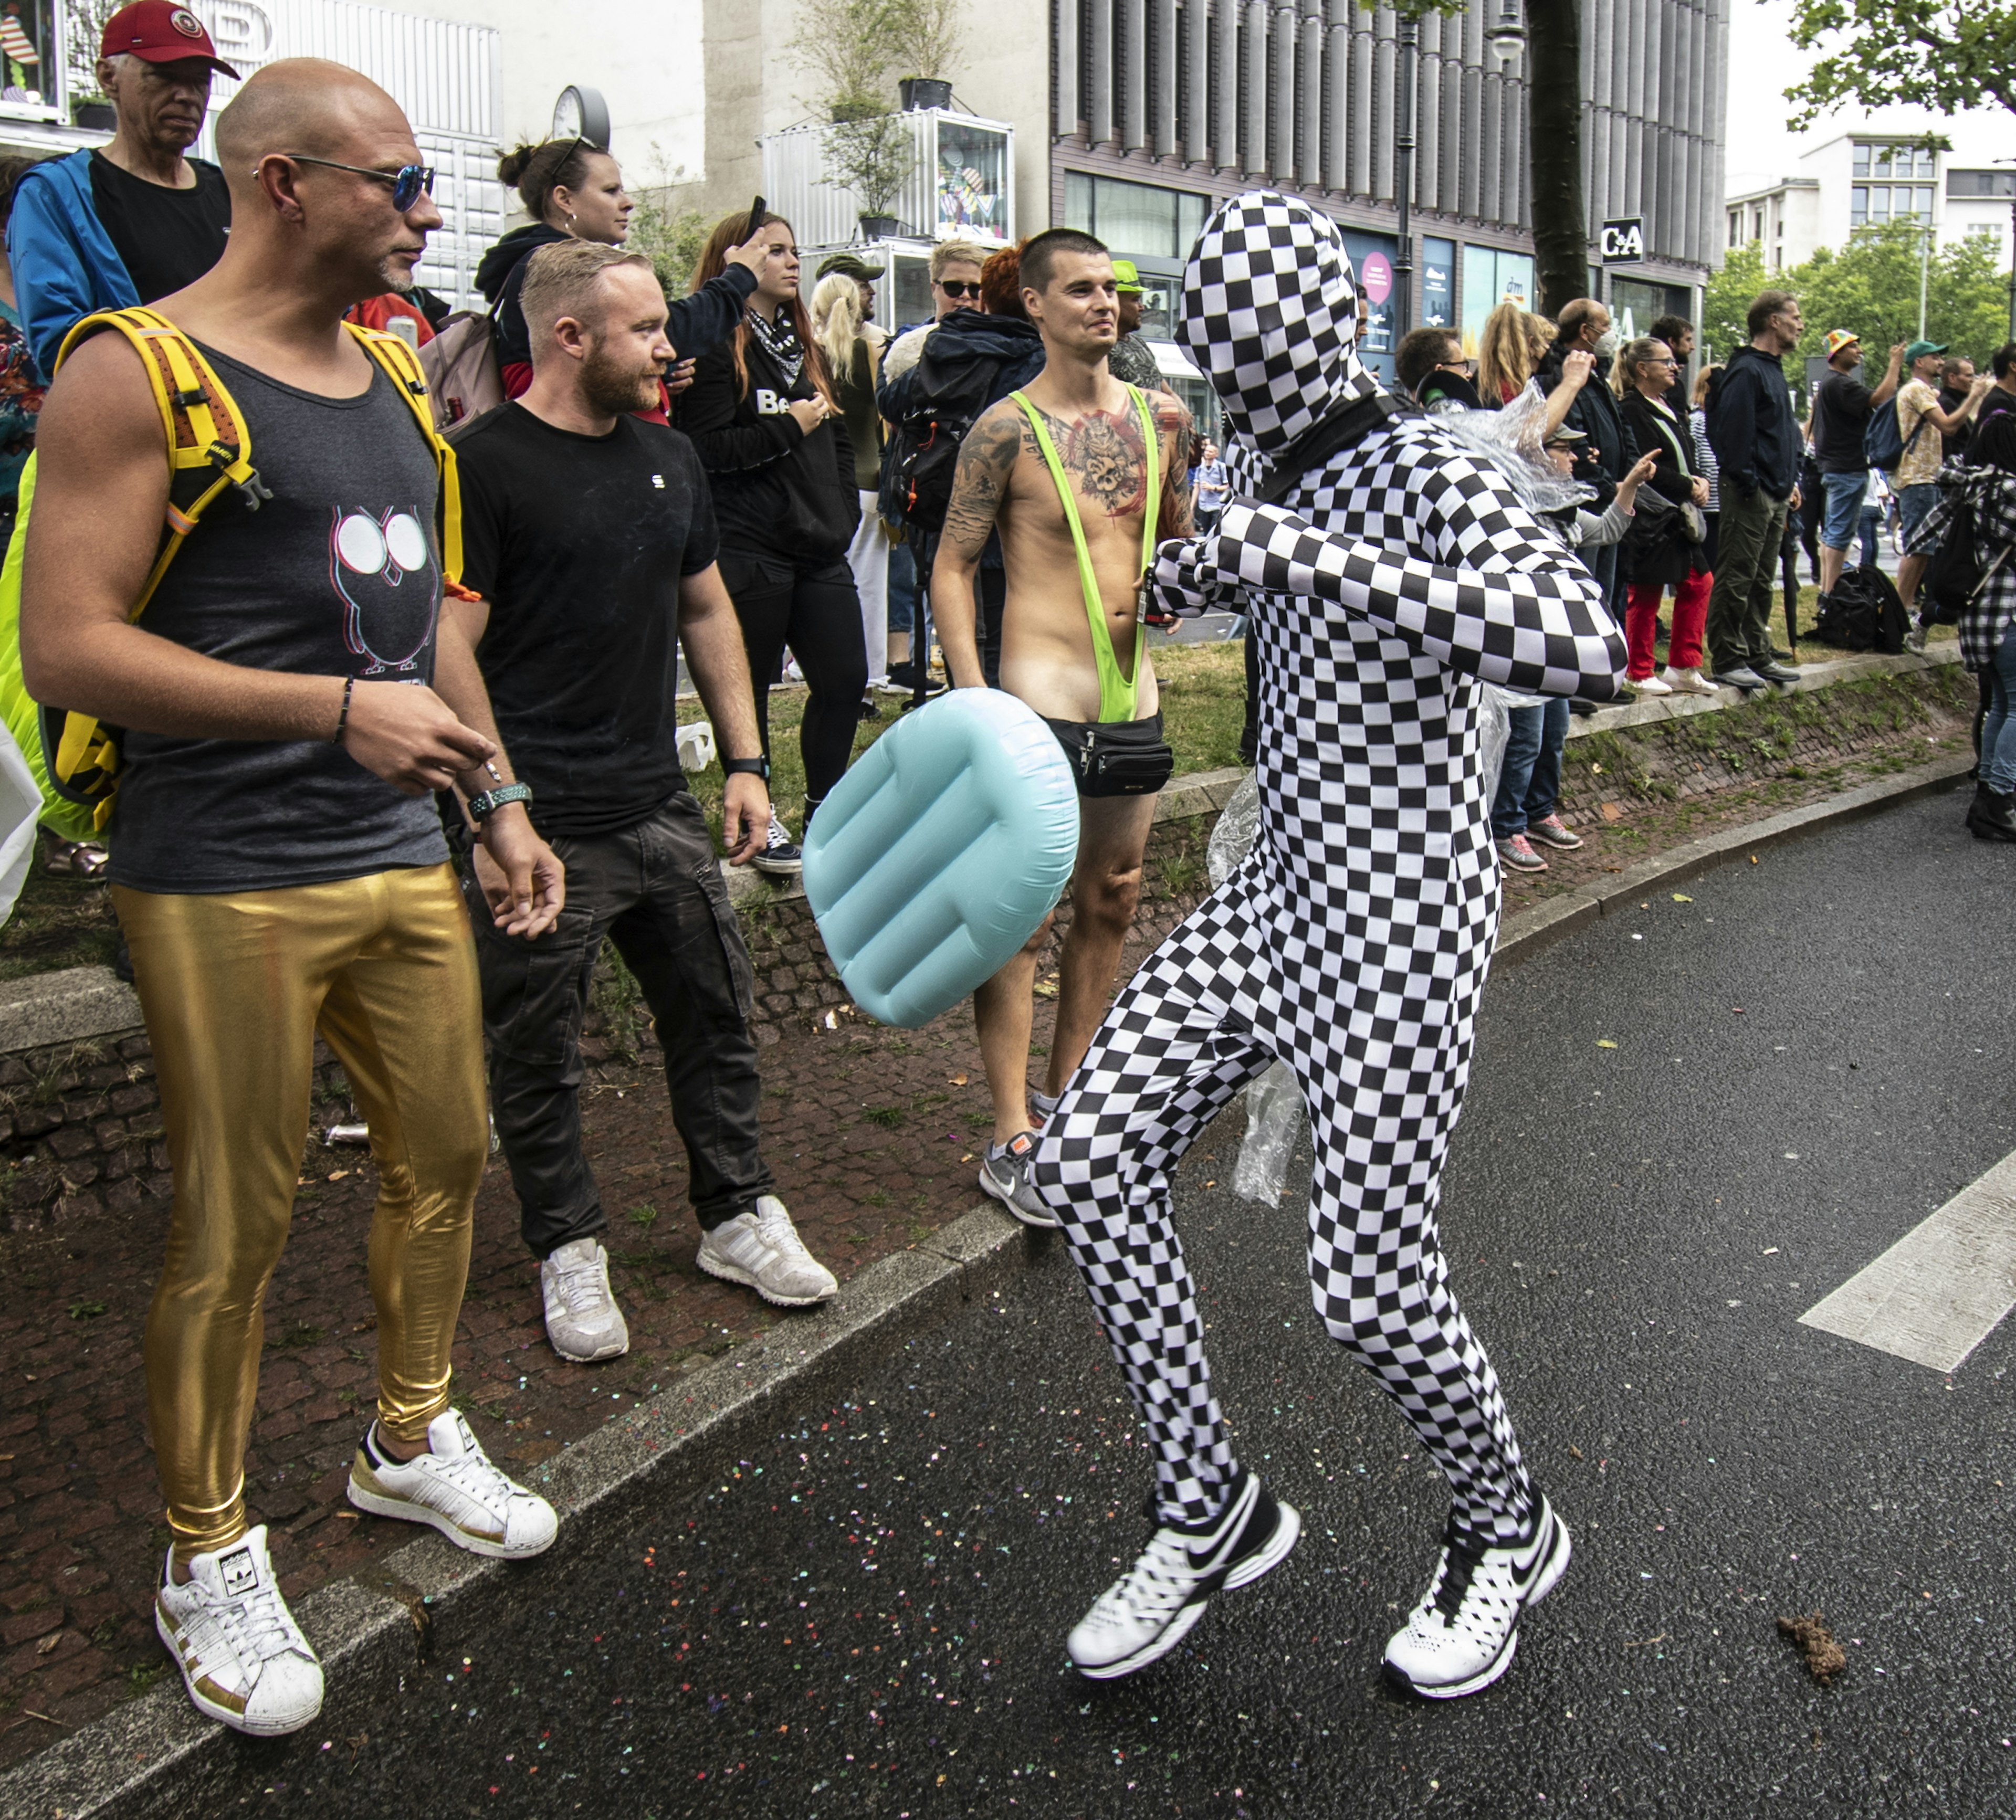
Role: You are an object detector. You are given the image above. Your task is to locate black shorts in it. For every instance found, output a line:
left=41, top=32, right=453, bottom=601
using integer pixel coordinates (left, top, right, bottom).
left=1044, top=711, right=1175, bottom=799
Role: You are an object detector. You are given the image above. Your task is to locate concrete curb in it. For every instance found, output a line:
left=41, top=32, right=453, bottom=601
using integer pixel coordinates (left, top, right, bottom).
left=0, top=752, right=1972, bottom=1814
left=0, top=1203, right=1036, bottom=1819
left=0, top=965, right=142, bottom=1057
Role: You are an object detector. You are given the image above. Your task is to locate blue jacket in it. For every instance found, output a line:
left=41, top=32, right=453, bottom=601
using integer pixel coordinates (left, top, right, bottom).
left=7, top=150, right=139, bottom=382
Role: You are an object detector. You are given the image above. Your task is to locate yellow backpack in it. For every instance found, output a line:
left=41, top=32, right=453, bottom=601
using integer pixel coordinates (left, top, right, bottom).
left=0, top=306, right=467, bottom=836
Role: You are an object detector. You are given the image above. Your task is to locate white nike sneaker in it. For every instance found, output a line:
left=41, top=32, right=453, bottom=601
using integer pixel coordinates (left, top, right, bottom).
left=1067, top=1469, right=1300, bottom=1680
left=541, top=1237, right=630, bottom=1362
left=154, top=1525, right=323, bottom=1736
left=1383, top=1497, right=1572, bottom=1699
left=346, top=1409, right=558, bottom=1560
left=695, top=1195, right=838, bottom=1306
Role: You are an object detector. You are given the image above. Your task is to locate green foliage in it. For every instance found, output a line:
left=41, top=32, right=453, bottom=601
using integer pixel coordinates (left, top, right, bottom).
left=1784, top=2, right=2016, bottom=130
left=887, top=0, right=964, bottom=79
left=824, top=111, right=918, bottom=216
left=624, top=151, right=712, bottom=297
left=1708, top=222, right=2009, bottom=387
left=1787, top=220, right=2010, bottom=363
left=1703, top=243, right=1770, bottom=364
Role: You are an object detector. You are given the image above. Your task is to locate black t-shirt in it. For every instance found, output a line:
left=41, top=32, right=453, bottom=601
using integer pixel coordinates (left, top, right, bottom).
left=89, top=153, right=231, bottom=302
left=455, top=403, right=719, bottom=837
left=1812, top=368, right=1874, bottom=474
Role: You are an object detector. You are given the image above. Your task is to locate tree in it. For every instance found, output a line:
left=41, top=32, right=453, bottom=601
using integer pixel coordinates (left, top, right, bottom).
left=625, top=152, right=713, bottom=297
left=788, top=0, right=907, bottom=119
left=1783, top=2, right=2016, bottom=128
left=1702, top=243, right=1769, bottom=363
left=1786, top=220, right=2010, bottom=363
left=887, top=0, right=963, bottom=81
left=1524, top=0, right=1587, bottom=317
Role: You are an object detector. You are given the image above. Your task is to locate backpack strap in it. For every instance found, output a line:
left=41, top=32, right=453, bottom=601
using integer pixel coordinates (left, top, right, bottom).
left=342, top=321, right=466, bottom=586
left=54, top=306, right=274, bottom=617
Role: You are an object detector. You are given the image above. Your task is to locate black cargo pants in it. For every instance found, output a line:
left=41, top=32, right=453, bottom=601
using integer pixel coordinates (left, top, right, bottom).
left=463, top=794, right=774, bottom=1258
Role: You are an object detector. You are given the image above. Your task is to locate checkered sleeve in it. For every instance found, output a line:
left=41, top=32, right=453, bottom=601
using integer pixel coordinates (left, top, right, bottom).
left=1190, top=496, right=1626, bottom=699
left=1148, top=534, right=1233, bottom=617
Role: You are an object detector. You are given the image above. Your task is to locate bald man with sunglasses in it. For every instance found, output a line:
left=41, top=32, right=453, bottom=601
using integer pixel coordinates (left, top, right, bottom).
left=21, top=58, right=563, bottom=1739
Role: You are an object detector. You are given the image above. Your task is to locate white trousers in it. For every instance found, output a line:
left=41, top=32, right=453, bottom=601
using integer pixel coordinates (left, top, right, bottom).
left=847, top=493, right=889, bottom=685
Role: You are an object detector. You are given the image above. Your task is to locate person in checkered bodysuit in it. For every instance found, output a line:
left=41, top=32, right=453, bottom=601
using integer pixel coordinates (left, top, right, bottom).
left=1034, top=194, right=1627, bottom=1696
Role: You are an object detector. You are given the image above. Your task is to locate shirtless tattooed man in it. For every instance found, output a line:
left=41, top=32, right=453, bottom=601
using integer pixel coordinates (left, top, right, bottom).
left=932, top=227, right=1193, bottom=1223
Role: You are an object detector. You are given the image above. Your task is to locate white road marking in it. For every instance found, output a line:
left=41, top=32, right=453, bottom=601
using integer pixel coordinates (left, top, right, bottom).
left=1799, top=1151, right=2016, bottom=1372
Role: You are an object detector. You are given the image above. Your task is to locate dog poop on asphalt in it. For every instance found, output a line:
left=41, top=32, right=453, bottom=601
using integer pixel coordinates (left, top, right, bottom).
left=1777, top=1611, right=1847, bottom=1684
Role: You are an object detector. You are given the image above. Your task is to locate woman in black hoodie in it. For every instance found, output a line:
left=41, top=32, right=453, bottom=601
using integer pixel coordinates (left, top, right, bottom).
left=476, top=141, right=764, bottom=411
left=682, top=212, right=867, bottom=872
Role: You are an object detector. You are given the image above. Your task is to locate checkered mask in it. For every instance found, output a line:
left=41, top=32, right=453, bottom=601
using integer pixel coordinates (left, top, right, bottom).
left=1179, top=191, right=1381, bottom=475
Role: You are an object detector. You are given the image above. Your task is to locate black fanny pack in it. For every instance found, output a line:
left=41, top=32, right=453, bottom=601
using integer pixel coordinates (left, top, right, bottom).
left=1045, top=712, right=1175, bottom=798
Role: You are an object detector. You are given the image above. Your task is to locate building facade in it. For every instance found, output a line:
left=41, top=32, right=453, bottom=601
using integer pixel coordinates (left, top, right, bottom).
left=1727, top=111, right=2016, bottom=279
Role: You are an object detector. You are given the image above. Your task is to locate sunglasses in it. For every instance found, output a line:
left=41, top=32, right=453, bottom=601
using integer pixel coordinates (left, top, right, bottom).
left=278, top=154, right=436, bottom=212
left=937, top=280, right=982, bottom=299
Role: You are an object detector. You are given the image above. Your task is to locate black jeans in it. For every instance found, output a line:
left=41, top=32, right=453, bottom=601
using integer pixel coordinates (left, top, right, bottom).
left=719, top=552, right=867, bottom=816
left=464, top=795, right=774, bottom=1258
left=915, top=532, right=1003, bottom=689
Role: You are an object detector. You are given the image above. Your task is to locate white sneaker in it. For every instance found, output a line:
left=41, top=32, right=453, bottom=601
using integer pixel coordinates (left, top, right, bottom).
left=1905, top=623, right=1930, bottom=654
left=696, top=1195, right=838, bottom=1306
left=1383, top=1497, right=1572, bottom=1699
left=155, top=1526, right=323, bottom=1736
left=1631, top=672, right=1673, bottom=696
left=1068, top=1469, right=1300, bottom=1679
left=347, top=1410, right=558, bottom=1560
left=541, top=1237, right=629, bottom=1362
left=1659, top=666, right=1718, bottom=695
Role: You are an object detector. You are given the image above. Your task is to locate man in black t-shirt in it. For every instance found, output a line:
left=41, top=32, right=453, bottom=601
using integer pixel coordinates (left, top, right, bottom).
left=1809, top=329, right=1903, bottom=600
left=454, top=239, right=838, bottom=1361
left=7, top=2, right=235, bottom=378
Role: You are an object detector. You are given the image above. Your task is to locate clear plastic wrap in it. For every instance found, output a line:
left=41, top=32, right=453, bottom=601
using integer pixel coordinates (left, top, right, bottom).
left=1477, top=680, right=1548, bottom=808
left=1202, top=769, right=1306, bottom=1205
left=1232, top=1058, right=1303, bottom=1206
left=1434, top=380, right=1595, bottom=517
left=1206, top=767, right=1262, bottom=888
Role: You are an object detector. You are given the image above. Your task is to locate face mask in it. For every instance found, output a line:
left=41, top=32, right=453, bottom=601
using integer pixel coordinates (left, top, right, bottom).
left=1592, top=328, right=1620, bottom=359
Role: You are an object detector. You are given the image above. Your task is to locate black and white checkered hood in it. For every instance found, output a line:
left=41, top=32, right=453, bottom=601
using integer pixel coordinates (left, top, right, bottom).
left=1179, top=191, right=1380, bottom=460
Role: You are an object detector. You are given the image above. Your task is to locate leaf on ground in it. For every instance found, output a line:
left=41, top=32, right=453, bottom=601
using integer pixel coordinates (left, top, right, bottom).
left=1672, top=893, right=1693, bottom=902
left=949, top=1074, right=968, bottom=1087
left=1596, top=1039, right=1619, bottom=1049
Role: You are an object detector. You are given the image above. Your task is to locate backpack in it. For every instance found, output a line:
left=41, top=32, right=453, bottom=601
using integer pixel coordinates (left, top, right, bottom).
left=880, top=332, right=1009, bottom=533
left=1863, top=392, right=1929, bottom=475
left=1810, top=563, right=1907, bottom=654
left=418, top=306, right=503, bottom=431
left=1924, top=490, right=2016, bottom=624
left=0, top=307, right=466, bottom=836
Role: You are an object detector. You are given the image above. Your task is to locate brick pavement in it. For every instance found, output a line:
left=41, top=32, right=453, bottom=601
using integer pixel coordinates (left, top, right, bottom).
left=0, top=880, right=1204, bottom=1768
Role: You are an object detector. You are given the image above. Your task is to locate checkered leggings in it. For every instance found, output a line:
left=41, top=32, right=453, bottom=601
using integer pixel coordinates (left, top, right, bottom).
left=1032, top=851, right=1535, bottom=1547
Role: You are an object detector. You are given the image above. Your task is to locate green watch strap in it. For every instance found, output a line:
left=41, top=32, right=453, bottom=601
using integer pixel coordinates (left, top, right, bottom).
left=1009, top=384, right=1159, bottom=724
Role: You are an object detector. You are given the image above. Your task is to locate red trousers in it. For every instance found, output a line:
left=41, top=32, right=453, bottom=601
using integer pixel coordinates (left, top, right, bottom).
left=1625, top=571, right=1710, bottom=679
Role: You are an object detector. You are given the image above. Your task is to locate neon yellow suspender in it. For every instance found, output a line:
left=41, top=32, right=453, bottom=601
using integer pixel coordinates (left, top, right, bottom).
left=1009, top=385, right=1159, bottom=724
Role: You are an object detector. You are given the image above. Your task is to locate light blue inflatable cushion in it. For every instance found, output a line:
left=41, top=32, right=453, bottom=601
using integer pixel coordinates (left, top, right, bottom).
left=802, top=689, right=1080, bottom=1029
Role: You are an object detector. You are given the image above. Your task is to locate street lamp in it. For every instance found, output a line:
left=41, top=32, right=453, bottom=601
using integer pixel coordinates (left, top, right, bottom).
left=1394, top=16, right=1418, bottom=342
left=1488, top=0, right=1527, bottom=71
left=1999, top=157, right=2016, bottom=341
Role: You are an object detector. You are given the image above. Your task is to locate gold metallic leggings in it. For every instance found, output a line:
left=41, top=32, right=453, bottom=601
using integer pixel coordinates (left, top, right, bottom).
left=115, top=864, right=488, bottom=1560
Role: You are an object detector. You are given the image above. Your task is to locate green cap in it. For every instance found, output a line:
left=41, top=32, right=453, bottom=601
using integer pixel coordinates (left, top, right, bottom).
left=1904, top=338, right=1948, bottom=363
left=816, top=251, right=887, bottom=282
left=1109, top=258, right=1144, bottom=294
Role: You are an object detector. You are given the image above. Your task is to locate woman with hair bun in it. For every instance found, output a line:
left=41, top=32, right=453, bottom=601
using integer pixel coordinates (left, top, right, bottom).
left=474, top=139, right=766, bottom=409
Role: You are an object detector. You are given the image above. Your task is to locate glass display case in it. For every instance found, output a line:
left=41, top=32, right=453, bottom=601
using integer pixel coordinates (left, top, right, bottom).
left=0, top=0, right=57, bottom=120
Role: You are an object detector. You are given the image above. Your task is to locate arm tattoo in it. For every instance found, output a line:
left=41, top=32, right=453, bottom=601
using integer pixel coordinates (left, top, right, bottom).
left=1156, top=394, right=1195, bottom=539
left=940, top=407, right=1022, bottom=560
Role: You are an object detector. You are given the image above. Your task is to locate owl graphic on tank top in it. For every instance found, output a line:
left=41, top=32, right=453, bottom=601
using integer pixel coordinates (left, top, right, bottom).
left=330, top=504, right=438, bottom=675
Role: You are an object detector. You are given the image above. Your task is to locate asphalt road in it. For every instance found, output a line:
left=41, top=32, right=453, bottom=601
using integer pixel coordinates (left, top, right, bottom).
left=204, top=788, right=2015, bottom=1817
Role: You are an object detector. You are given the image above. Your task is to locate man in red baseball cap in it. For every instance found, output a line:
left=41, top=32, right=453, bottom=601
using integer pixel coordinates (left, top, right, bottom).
left=4, top=0, right=237, bottom=377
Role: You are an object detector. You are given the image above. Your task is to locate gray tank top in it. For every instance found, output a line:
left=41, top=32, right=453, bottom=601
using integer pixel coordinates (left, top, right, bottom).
left=108, top=342, right=449, bottom=893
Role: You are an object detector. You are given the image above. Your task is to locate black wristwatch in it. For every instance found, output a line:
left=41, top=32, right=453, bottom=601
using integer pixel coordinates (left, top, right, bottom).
left=467, top=782, right=532, bottom=822
left=723, top=756, right=769, bottom=780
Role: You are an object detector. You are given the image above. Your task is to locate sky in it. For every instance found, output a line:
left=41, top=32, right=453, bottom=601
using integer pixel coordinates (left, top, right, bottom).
left=1721, top=0, right=2009, bottom=194
left=1723, top=0, right=1820, bottom=194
